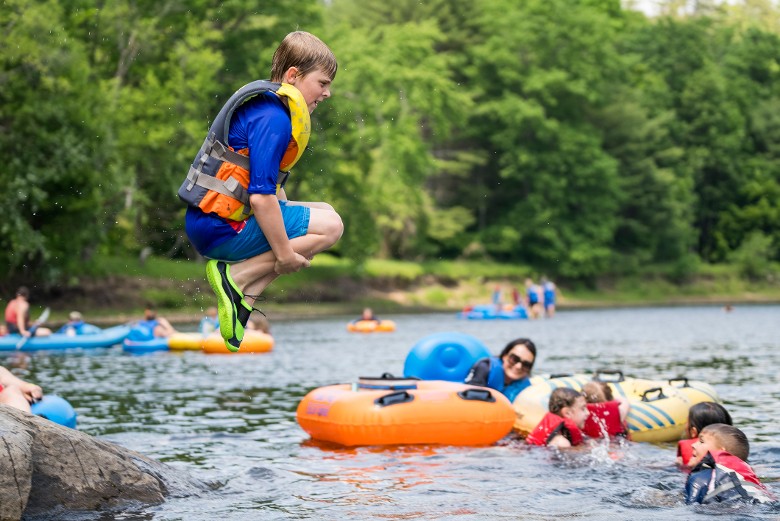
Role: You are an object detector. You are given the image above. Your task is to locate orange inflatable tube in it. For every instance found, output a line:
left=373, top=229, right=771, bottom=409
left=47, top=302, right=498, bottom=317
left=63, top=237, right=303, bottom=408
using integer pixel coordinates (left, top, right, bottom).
left=297, top=379, right=515, bottom=446
left=201, top=331, right=274, bottom=354
left=347, top=320, right=396, bottom=333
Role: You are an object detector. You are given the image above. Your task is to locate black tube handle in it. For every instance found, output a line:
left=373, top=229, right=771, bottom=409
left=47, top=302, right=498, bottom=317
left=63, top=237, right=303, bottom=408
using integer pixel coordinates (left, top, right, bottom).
left=374, top=391, right=414, bottom=407
left=594, top=369, right=625, bottom=382
left=641, top=387, right=666, bottom=402
left=668, top=377, right=690, bottom=388
left=458, top=389, right=496, bottom=403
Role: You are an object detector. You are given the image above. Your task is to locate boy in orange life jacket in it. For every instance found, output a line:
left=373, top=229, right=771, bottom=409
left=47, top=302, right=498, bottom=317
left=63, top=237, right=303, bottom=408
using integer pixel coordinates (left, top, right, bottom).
left=677, top=401, right=732, bottom=469
left=581, top=381, right=629, bottom=438
left=526, top=387, right=590, bottom=448
left=685, top=424, right=772, bottom=504
left=182, top=32, right=343, bottom=351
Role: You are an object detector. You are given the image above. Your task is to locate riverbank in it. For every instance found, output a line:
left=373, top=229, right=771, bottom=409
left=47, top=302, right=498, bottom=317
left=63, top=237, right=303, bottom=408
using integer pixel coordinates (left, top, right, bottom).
left=25, top=254, right=780, bottom=327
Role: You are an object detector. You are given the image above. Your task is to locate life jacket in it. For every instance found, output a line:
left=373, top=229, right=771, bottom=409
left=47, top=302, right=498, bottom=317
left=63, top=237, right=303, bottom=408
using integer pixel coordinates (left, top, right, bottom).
left=685, top=450, right=773, bottom=504
left=526, top=411, right=584, bottom=446
left=179, top=80, right=311, bottom=221
left=678, top=437, right=696, bottom=466
left=583, top=401, right=628, bottom=438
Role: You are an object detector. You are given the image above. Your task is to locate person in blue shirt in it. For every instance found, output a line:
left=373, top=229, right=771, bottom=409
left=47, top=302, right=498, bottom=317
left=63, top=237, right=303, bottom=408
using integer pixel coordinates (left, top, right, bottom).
left=464, top=338, right=537, bottom=402
left=199, top=306, right=220, bottom=335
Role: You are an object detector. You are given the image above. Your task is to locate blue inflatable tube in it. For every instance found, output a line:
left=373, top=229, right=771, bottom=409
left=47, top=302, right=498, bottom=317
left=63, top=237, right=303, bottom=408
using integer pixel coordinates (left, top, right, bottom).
left=457, top=305, right=528, bottom=320
left=0, top=325, right=130, bottom=351
left=30, top=395, right=77, bottom=428
left=122, top=325, right=170, bottom=353
left=403, top=332, right=491, bottom=382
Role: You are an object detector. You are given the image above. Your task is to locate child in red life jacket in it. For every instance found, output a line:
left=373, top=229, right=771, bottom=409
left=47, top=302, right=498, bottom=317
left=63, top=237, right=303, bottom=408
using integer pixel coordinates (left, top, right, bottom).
left=526, top=388, right=589, bottom=448
left=581, top=381, right=629, bottom=439
left=685, top=423, right=772, bottom=504
left=677, top=401, right=732, bottom=469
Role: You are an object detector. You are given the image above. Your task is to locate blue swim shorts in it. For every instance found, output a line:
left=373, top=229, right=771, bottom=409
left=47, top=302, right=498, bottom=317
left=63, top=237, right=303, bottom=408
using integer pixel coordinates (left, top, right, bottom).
left=204, top=201, right=310, bottom=262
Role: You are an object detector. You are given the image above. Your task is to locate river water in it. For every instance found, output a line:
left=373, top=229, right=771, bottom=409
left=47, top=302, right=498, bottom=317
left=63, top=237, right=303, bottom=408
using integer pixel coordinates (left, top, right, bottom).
left=4, top=305, right=780, bottom=520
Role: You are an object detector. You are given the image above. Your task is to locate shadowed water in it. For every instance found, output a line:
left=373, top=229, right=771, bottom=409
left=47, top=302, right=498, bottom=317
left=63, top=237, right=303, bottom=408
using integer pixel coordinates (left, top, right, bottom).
left=4, top=305, right=779, bottom=520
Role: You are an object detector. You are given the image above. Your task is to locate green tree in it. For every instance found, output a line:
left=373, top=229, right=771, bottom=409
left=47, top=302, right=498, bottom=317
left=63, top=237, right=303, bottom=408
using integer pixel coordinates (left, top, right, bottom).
left=0, top=0, right=120, bottom=282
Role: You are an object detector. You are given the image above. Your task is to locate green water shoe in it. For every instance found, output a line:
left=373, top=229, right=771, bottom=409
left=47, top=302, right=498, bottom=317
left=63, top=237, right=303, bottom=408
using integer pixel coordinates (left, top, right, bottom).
left=206, top=260, right=253, bottom=352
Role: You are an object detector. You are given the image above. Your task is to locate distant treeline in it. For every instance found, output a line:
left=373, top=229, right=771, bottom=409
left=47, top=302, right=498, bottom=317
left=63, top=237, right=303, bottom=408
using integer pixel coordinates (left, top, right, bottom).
left=2, top=0, right=779, bottom=285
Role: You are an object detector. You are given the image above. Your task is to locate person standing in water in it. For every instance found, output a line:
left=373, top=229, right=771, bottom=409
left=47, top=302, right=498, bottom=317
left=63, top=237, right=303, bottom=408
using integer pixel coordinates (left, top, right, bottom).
left=180, top=32, right=343, bottom=352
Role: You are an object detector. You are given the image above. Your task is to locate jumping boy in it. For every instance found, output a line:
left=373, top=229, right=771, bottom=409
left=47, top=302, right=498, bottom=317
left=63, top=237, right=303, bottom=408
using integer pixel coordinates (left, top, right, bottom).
left=180, top=32, right=343, bottom=351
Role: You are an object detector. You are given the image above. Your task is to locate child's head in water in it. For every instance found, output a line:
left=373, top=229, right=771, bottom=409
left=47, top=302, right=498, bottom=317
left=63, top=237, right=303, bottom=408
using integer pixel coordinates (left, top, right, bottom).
left=582, top=381, right=613, bottom=403
left=686, top=402, right=732, bottom=439
left=549, top=387, right=589, bottom=428
left=692, top=423, right=749, bottom=462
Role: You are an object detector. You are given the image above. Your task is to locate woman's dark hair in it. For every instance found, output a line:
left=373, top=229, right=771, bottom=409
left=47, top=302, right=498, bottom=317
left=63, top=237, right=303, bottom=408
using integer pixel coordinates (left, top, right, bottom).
left=549, top=387, right=582, bottom=415
left=498, top=338, right=537, bottom=368
left=688, top=402, right=732, bottom=433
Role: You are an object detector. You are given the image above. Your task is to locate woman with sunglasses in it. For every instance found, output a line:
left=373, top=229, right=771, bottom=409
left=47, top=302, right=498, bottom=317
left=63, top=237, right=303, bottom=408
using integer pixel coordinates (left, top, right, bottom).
left=464, top=338, right=537, bottom=402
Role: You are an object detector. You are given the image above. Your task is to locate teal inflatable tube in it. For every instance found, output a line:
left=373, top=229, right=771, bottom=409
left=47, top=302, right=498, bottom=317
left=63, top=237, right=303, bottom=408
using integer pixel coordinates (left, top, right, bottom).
left=30, top=395, right=77, bottom=428
left=403, top=332, right=491, bottom=382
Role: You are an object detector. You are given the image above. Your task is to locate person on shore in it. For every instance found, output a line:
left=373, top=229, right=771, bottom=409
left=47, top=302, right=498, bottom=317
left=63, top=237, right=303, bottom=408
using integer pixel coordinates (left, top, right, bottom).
left=464, top=338, right=537, bottom=402
left=199, top=306, right=220, bottom=335
left=4, top=286, right=51, bottom=338
left=685, top=424, right=772, bottom=504
left=180, top=31, right=342, bottom=352
left=541, top=276, right=558, bottom=318
left=581, top=381, right=630, bottom=438
left=524, top=278, right=543, bottom=319
left=526, top=387, right=589, bottom=448
left=677, top=401, right=733, bottom=469
left=138, top=308, right=177, bottom=338
left=0, top=366, right=43, bottom=413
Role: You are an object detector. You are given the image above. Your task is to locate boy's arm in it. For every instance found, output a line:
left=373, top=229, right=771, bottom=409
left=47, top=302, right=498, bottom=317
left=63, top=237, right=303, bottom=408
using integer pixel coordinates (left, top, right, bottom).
left=250, top=193, right=310, bottom=274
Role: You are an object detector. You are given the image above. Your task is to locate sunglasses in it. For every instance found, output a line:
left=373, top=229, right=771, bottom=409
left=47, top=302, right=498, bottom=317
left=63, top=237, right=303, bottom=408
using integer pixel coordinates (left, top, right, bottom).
left=507, top=353, right=534, bottom=370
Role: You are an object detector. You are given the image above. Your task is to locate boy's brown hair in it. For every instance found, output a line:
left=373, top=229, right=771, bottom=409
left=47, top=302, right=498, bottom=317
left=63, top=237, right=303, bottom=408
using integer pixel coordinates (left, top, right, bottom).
left=701, top=423, right=750, bottom=461
left=582, top=381, right=613, bottom=403
left=271, top=31, right=338, bottom=82
left=548, top=387, right=583, bottom=415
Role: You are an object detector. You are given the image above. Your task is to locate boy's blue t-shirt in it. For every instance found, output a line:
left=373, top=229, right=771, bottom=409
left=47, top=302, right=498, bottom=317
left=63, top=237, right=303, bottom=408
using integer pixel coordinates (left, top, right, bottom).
left=185, top=92, right=292, bottom=254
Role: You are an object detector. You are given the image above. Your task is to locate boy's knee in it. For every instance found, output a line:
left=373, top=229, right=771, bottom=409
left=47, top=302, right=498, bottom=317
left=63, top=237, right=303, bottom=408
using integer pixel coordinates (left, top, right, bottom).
left=326, top=212, right=344, bottom=243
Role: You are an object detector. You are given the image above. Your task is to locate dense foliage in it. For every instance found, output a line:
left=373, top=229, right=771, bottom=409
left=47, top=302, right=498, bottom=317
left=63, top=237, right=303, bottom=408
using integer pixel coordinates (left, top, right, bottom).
left=2, top=0, right=779, bottom=285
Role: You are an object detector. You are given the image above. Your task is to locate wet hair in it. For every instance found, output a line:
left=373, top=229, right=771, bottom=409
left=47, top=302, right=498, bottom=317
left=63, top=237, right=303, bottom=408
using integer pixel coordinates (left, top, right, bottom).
left=548, top=387, right=583, bottom=415
left=701, top=423, right=749, bottom=461
left=498, top=338, right=537, bottom=369
left=271, top=31, right=338, bottom=82
left=582, top=381, right=613, bottom=403
left=16, top=286, right=29, bottom=298
left=688, top=402, right=732, bottom=435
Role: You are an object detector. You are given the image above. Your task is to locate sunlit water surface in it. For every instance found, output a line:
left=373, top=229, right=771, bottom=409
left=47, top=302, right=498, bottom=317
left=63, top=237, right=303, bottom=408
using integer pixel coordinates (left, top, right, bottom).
left=5, top=305, right=780, bottom=520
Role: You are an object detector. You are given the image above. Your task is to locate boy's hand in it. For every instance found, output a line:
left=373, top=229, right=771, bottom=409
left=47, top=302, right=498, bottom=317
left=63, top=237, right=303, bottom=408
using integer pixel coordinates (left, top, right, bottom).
left=274, top=253, right=311, bottom=274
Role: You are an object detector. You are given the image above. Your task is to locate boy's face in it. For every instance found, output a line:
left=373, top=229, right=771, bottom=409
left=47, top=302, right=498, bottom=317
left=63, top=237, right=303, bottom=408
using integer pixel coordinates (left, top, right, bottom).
left=287, top=68, right=332, bottom=114
left=563, top=396, right=590, bottom=428
left=692, top=431, right=723, bottom=460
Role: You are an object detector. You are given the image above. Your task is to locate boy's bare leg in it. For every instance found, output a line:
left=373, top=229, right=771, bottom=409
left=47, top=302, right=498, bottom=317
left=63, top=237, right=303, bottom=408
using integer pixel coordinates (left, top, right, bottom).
left=228, top=206, right=343, bottom=304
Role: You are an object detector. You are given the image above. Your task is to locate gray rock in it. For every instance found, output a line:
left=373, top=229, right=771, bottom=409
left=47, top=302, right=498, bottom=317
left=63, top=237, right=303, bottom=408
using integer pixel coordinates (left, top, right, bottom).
left=0, top=405, right=210, bottom=520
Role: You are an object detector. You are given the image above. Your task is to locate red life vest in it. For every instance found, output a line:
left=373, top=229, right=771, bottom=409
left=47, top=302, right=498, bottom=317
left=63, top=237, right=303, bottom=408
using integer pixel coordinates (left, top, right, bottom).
left=583, top=401, right=627, bottom=438
left=526, top=411, right=584, bottom=446
left=678, top=437, right=696, bottom=466
left=710, top=449, right=766, bottom=487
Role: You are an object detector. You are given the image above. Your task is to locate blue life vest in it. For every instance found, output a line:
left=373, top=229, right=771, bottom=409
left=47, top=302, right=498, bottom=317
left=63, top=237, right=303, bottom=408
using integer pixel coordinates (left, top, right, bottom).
left=486, top=357, right=531, bottom=402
